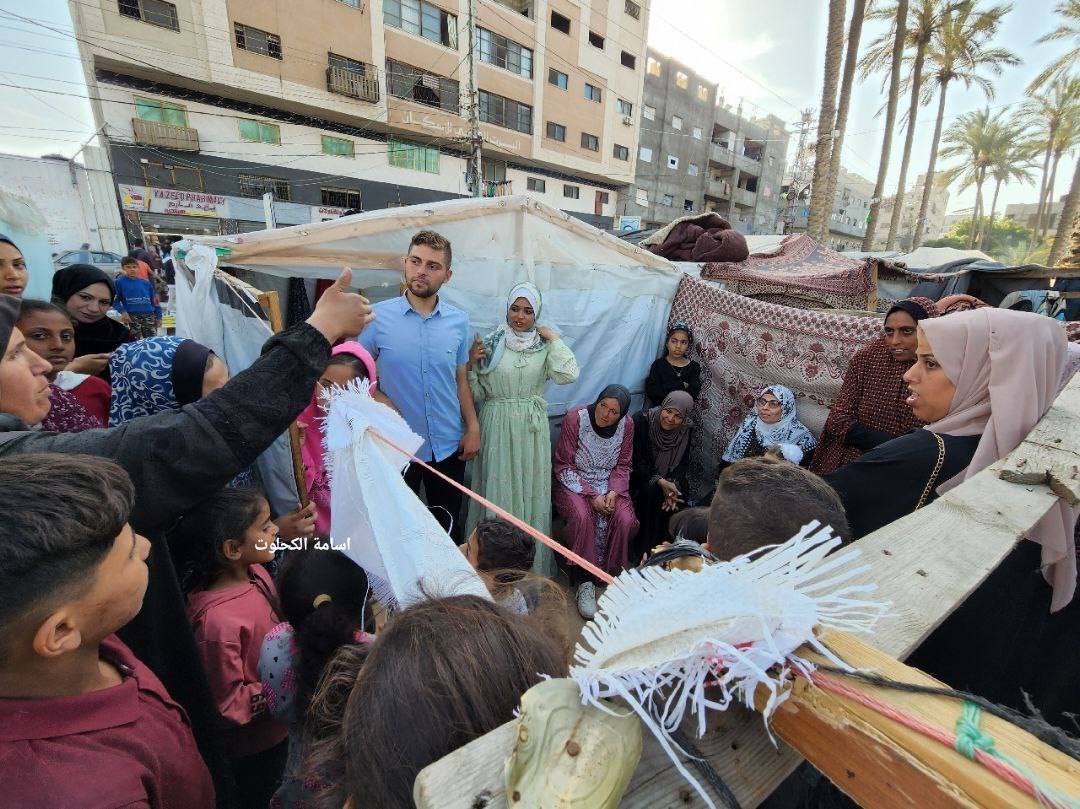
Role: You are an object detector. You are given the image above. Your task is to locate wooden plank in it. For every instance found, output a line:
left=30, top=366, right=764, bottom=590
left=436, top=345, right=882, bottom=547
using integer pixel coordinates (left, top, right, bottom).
left=415, top=377, right=1080, bottom=809
left=256, top=289, right=310, bottom=508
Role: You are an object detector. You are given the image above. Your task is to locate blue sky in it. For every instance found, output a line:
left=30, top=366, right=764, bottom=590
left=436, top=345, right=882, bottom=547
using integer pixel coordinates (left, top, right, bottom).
left=0, top=0, right=1067, bottom=215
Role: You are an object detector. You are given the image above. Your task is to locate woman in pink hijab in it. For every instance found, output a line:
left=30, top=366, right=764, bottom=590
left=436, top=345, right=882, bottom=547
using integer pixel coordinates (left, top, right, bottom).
left=827, top=308, right=1077, bottom=727
left=297, top=342, right=377, bottom=535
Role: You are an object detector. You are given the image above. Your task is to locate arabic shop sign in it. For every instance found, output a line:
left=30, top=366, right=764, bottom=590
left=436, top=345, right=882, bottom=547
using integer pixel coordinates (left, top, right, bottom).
left=118, top=184, right=225, bottom=217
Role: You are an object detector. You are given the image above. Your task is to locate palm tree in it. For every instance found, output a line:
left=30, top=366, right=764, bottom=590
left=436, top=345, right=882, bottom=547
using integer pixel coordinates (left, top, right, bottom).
left=1032, top=3, right=1080, bottom=265
left=937, top=107, right=1009, bottom=246
left=1042, top=114, right=1080, bottom=239
left=821, top=0, right=868, bottom=237
left=1020, top=77, right=1080, bottom=239
left=1029, top=0, right=1080, bottom=91
left=882, top=0, right=942, bottom=251
left=860, top=0, right=909, bottom=250
left=807, top=0, right=848, bottom=242
left=911, top=2, right=1020, bottom=249
left=980, top=133, right=1039, bottom=251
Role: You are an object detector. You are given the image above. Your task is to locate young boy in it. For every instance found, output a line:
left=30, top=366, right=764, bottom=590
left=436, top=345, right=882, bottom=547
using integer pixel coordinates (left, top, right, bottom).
left=114, top=257, right=162, bottom=339
left=706, top=456, right=851, bottom=561
left=460, top=518, right=535, bottom=614
left=0, top=453, right=214, bottom=808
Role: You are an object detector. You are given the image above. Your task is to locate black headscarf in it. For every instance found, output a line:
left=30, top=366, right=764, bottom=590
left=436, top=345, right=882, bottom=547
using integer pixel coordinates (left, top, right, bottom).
left=667, top=320, right=693, bottom=346
left=172, top=339, right=213, bottom=406
left=0, top=234, right=21, bottom=253
left=885, top=297, right=939, bottom=323
left=0, top=292, right=19, bottom=354
left=50, top=264, right=129, bottom=357
left=587, top=384, right=631, bottom=439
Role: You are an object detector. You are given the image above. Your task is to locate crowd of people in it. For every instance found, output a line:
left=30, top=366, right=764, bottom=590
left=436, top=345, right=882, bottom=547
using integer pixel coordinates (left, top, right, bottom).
left=0, top=226, right=1076, bottom=809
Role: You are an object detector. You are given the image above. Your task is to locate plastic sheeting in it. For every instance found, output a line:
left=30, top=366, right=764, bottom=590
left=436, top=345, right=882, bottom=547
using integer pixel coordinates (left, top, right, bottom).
left=174, top=244, right=300, bottom=518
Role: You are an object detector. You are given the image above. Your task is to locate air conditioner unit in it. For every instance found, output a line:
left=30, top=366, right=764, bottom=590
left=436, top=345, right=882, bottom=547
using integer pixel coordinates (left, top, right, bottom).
left=622, top=115, right=633, bottom=126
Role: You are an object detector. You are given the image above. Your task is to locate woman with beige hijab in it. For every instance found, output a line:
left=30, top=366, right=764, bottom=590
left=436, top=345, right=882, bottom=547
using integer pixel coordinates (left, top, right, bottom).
left=827, top=308, right=1077, bottom=727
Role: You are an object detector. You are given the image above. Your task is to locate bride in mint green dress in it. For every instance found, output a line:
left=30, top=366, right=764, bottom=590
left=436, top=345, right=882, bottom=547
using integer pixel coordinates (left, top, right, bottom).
left=466, top=282, right=579, bottom=577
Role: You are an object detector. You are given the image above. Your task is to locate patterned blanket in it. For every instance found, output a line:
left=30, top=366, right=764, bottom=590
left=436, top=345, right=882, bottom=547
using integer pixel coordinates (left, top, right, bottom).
left=700, top=233, right=876, bottom=311
left=669, top=274, right=883, bottom=498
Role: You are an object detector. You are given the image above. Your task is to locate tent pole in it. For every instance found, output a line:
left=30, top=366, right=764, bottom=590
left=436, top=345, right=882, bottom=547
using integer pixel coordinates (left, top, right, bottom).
left=257, top=289, right=311, bottom=508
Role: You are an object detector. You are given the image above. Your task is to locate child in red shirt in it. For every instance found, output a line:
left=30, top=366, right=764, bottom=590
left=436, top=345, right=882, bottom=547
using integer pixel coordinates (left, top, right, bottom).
left=0, top=453, right=214, bottom=809
left=176, top=488, right=288, bottom=809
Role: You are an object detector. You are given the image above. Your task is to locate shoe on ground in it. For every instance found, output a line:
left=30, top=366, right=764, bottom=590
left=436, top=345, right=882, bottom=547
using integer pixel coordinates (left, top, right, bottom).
left=577, top=581, right=597, bottom=620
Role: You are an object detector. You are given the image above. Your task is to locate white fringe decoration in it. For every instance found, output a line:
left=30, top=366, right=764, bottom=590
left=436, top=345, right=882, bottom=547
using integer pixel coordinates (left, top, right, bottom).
left=323, top=379, right=490, bottom=609
left=570, top=522, right=886, bottom=809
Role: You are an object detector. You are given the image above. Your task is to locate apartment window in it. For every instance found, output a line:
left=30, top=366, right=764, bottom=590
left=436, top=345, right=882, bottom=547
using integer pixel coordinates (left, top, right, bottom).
left=140, top=161, right=203, bottom=191
left=643, top=105, right=655, bottom=121
left=478, top=28, right=533, bottom=78
left=479, top=89, right=533, bottom=134
left=383, top=0, right=458, bottom=48
left=598, top=191, right=609, bottom=204
left=545, top=121, right=566, bottom=142
left=688, top=162, right=699, bottom=176
left=584, top=83, right=601, bottom=102
left=321, top=187, right=361, bottom=208
left=118, top=0, right=179, bottom=31
left=134, top=97, right=188, bottom=127
left=238, top=174, right=291, bottom=201
left=675, top=71, right=688, bottom=89
left=550, top=10, right=570, bottom=34
left=624, top=0, right=641, bottom=19
left=667, top=155, right=679, bottom=169
left=671, top=115, right=682, bottom=131
left=527, top=177, right=546, bottom=192
left=692, top=126, right=702, bottom=140
left=635, top=188, right=647, bottom=206
left=336, top=0, right=362, bottom=6
left=646, top=56, right=661, bottom=77
left=234, top=23, right=282, bottom=59
left=616, top=98, right=633, bottom=116
left=620, top=51, right=636, bottom=69
left=580, top=132, right=599, bottom=151
left=237, top=119, right=281, bottom=145
left=388, top=138, right=440, bottom=173
left=483, top=159, right=507, bottom=182
left=697, top=85, right=709, bottom=102
left=613, top=143, right=629, bottom=160
left=639, top=145, right=652, bottom=162
left=548, top=68, right=568, bottom=89
left=662, top=193, right=674, bottom=206
left=684, top=199, right=694, bottom=212
left=564, top=184, right=580, bottom=199
left=322, top=134, right=355, bottom=157
left=329, top=53, right=369, bottom=74
left=386, top=59, right=460, bottom=112
left=588, top=30, right=604, bottom=49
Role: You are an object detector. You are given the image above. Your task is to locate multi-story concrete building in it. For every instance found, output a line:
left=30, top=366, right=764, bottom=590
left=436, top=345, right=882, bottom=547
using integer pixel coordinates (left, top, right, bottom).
left=70, top=0, right=650, bottom=244
left=616, top=48, right=788, bottom=233
left=871, top=173, right=949, bottom=251
left=1004, top=195, right=1067, bottom=237
left=786, top=166, right=874, bottom=251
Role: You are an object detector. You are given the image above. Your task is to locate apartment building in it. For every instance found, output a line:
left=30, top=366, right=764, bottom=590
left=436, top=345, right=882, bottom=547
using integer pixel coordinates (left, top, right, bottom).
left=70, top=0, right=649, bottom=244
left=1004, top=195, right=1067, bottom=237
left=871, top=173, right=950, bottom=251
left=787, top=167, right=875, bottom=251
left=617, top=48, right=789, bottom=234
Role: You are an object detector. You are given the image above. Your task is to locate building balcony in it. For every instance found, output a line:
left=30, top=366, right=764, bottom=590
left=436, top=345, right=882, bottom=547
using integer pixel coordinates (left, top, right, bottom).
left=733, top=187, right=756, bottom=207
left=132, top=118, right=200, bottom=152
left=487, top=0, right=534, bottom=17
left=710, top=141, right=735, bottom=167
left=327, top=65, right=380, bottom=103
left=707, top=177, right=732, bottom=200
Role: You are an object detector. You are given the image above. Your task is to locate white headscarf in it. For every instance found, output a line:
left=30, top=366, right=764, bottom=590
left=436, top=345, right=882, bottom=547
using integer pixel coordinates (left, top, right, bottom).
left=477, top=282, right=545, bottom=374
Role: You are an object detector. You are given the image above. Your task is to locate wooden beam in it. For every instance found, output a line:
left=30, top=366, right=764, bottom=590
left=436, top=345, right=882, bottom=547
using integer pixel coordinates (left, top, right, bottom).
left=414, top=373, right=1080, bottom=808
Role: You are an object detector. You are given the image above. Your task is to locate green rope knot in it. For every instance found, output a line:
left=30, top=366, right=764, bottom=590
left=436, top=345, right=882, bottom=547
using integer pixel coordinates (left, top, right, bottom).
left=954, top=702, right=996, bottom=760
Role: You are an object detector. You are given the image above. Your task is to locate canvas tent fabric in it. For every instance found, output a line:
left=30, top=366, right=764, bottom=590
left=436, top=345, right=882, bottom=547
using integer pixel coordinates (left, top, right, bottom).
left=699, top=234, right=876, bottom=311
left=182, top=196, right=683, bottom=417
left=667, top=274, right=883, bottom=498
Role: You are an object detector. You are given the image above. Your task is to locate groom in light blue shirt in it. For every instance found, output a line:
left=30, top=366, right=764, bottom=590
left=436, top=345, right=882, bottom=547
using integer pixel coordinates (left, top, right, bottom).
left=359, top=230, right=480, bottom=539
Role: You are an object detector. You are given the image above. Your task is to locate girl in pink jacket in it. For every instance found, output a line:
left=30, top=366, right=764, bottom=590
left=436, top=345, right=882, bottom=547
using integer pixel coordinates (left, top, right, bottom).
left=177, top=487, right=288, bottom=809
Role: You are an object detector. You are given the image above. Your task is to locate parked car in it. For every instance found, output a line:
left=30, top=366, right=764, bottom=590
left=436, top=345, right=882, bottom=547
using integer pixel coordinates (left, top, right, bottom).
left=53, top=249, right=125, bottom=276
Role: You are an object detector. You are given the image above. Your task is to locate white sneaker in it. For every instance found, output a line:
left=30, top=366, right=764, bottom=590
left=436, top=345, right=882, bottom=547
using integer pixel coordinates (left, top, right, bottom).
left=576, top=581, right=597, bottom=620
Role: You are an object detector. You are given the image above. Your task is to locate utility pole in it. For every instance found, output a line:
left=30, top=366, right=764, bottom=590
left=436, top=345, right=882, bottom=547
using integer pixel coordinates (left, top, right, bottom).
left=465, top=0, right=483, bottom=197
left=782, top=109, right=815, bottom=235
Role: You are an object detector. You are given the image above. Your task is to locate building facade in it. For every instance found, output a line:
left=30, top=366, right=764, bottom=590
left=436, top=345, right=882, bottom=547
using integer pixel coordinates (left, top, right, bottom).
left=871, top=173, right=949, bottom=251
left=1004, top=195, right=1066, bottom=237
left=786, top=167, right=874, bottom=251
left=616, top=48, right=789, bottom=233
left=70, top=0, right=650, bottom=245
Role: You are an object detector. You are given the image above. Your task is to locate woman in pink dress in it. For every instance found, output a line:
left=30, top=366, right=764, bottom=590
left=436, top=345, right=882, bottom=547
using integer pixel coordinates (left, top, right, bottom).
left=554, top=384, right=639, bottom=619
